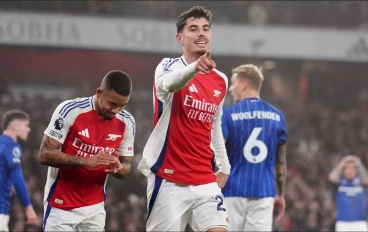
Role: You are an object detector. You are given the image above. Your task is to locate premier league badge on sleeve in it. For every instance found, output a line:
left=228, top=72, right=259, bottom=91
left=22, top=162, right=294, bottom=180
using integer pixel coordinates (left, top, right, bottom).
left=12, top=147, right=21, bottom=158
left=54, top=117, right=64, bottom=130
left=12, top=147, right=21, bottom=163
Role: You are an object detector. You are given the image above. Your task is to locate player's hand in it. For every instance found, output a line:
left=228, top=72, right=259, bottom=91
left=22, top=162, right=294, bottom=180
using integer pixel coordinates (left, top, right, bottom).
left=195, top=50, right=216, bottom=74
left=274, top=195, right=286, bottom=223
left=343, top=155, right=356, bottom=162
left=215, top=171, right=228, bottom=189
left=25, top=205, right=38, bottom=225
left=104, top=151, right=122, bottom=173
left=84, top=149, right=118, bottom=168
left=351, top=155, right=361, bottom=164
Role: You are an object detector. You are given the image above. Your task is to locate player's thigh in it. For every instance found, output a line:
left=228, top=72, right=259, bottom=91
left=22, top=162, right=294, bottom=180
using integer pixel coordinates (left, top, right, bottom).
left=224, top=197, right=247, bottom=232
left=244, top=197, right=274, bottom=232
left=76, top=212, right=105, bottom=232
left=189, top=185, right=229, bottom=232
left=146, top=174, right=192, bottom=232
left=43, top=202, right=81, bottom=231
left=77, top=203, right=106, bottom=232
left=0, top=214, right=9, bottom=232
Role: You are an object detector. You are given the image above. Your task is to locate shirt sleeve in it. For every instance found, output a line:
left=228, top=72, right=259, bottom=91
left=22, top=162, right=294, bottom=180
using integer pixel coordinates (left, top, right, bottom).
left=212, top=99, right=231, bottom=175
left=155, top=58, right=197, bottom=97
left=117, top=114, right=136, bottom=157
left=4, top=144, right=22, bottom=171
left=221, top=107, right=230, bottom=141
left=44, top=100, right=76, bottom=144
left=10, top=168, right=31, bottom=207
left=278, top=113, right=287, bottom=144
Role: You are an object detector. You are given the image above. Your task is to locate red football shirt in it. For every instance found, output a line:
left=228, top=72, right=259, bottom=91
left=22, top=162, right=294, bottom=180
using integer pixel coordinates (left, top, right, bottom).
left=139, top=56, right=228, bottom=185
left=43, top=96, right=135, bottom=210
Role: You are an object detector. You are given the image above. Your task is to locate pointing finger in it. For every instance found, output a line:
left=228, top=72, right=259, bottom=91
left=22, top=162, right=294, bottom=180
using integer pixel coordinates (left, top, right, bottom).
left=205, top=50, right=211, bottom=59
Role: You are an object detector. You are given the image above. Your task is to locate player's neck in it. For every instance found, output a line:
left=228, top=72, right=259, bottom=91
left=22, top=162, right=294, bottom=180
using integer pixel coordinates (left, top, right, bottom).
left=182, top=53, right=201, bottom=65
left=2, top=130, right=17, bottom=142
left=241, top=91, right=260, bottom=101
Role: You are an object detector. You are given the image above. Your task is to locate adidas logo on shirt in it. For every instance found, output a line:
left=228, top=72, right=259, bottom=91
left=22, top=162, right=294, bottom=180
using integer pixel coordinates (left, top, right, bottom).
left=78, top=128, right=90, bottom=138
left=189, top=84, right=198, bottom=93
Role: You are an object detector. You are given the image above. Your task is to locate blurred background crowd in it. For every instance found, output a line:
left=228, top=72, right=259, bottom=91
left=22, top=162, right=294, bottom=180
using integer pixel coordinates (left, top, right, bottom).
left=1, top=0, right=368, bottom=29
left=1, top=1, right=368, bottom=231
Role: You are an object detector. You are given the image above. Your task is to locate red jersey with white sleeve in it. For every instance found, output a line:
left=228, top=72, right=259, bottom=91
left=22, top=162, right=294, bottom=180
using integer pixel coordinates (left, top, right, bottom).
left=43, top=96, right=135, bottom=210
left=138, top=56, right=230, bottom=185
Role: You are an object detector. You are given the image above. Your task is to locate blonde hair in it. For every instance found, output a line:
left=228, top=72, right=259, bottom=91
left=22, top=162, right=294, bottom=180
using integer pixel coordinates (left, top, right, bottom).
left=232, top=64, right=264, bottom=90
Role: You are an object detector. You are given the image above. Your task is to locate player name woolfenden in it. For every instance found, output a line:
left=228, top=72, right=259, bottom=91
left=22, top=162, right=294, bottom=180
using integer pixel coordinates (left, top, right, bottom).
left=231, top=111, right=281, bottom=121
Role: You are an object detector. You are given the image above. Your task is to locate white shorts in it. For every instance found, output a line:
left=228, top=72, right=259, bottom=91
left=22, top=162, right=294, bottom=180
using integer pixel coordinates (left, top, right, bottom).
left=336, top=221, right=368, bottom=231
left=225, top=197, right=274, bottom=232
left=42, top=201, right=105, bottom=232
left=146, top=174, right=229, bottom=232
left=0, top=214, right=9, bottom=232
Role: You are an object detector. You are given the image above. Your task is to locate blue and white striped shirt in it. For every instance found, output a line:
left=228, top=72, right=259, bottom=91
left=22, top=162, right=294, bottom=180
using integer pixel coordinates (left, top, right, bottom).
left=222, top=98, right=287, bottom=198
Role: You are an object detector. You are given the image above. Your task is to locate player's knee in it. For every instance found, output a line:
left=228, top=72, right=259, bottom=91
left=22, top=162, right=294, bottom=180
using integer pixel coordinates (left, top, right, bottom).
left=206, top=226, right=228, bottom=232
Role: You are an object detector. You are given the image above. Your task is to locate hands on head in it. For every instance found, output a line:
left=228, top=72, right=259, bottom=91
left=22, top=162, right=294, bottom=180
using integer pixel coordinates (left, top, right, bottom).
left=343, top=155, right=360, bottom=164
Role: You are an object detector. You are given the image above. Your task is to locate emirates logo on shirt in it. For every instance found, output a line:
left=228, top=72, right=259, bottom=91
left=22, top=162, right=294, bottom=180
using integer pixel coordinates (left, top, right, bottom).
left=183, top=94, right=219, bottom=123
left=72, top=137, right=116, bottom=157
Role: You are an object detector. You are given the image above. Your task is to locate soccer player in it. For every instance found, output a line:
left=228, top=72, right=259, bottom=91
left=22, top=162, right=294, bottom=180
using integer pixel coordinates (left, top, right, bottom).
left=328, top=155, right=368, bottom=232
left=39, top=70, right=135, bottom=231
left=0, top=110, right=38, bottom=231
left=221, top=64, right=287, bottom=231
left=138, top=6, right=231, bottom=232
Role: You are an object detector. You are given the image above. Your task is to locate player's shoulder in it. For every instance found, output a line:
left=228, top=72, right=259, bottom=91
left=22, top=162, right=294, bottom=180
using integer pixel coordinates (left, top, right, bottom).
left=262, top=100, right=284, bottom=115
left=223, top=100, right=244, bottom=118
left=56, top=96, right=94, bottom=118
left=223, top=102, right=234, bottom=114
left=212, top=68, right=227, bottom=85
left=0, top=135, right=18, bottom=147
left=157, top=57, right=185, bottom=71
left=0, top=135, right=21, bottom=156
left=213, top=69, right=228, bottom=80
left=116, top=110, right=136, bottom=126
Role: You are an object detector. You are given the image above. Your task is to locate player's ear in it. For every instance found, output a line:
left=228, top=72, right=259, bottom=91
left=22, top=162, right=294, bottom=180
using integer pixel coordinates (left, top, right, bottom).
left=242, top=80, right=248, bottom=91
left=96, top=87, right=103, bottom=98
left=176, top=33, right=184, bottom=46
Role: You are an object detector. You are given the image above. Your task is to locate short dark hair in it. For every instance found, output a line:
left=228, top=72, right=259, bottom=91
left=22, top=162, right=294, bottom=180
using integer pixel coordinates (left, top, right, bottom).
left=101, top=70, right=132, bottom=96
left=176, top=6, right=212, bottom=33
left=1, top=109, right=29, bottom=130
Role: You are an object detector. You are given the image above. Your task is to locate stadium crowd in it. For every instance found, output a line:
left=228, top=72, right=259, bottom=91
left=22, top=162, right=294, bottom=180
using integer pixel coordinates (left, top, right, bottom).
left=0, top=56, right=367, bottom=231
left=1, top=0, right=368, bottom=29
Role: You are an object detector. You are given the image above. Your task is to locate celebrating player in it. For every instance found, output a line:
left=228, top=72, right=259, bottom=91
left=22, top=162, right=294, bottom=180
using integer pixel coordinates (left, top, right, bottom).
left=221, top=64, right=287, bottom=231
left=39, top=70, right=135, bottom=231
left=328, top=155, right=368, bottom=232
left=0, top=110, right=38, bottom=232
left=138, top=6, right=231, bottom=232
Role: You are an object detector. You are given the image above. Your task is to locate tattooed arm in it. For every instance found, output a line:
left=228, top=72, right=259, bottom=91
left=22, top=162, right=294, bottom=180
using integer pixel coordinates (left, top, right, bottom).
left=276, top=143, right=287, bottom=196
left=39, top=135, right=117, bottom=168
left=110, top=156, right=133, bottom=179
left=274, top=143, right=287, bottom=222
